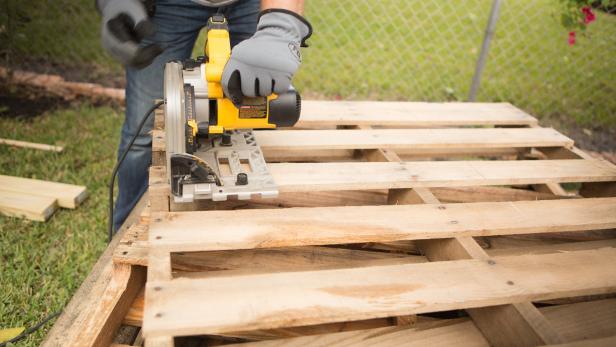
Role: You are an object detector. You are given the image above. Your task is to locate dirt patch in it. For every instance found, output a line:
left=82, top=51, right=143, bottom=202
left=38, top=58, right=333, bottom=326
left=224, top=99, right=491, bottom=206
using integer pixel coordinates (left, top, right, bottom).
left=0, top=82, right=73, bottom=119
left=6, top=58, right=126, bottom=89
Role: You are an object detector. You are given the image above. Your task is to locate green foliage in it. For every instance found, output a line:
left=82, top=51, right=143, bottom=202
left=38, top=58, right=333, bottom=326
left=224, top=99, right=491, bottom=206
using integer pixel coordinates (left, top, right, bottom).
left=2, top=0, right=616, bottom=127
left=559, top=0, right=616, bottom=30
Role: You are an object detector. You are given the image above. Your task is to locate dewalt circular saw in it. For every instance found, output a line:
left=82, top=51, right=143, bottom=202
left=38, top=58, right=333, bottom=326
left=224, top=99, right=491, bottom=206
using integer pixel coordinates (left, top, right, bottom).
left=164, top=14, right=301, bottom=203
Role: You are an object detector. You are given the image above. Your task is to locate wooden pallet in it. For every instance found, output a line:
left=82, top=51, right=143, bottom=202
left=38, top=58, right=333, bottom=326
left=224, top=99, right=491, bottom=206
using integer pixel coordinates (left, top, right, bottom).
left=43, top=101, right=616, bottom=347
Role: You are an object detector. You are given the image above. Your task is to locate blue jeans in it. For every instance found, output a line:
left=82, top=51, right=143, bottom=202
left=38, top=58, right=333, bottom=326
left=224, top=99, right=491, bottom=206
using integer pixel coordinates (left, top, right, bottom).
left=114, top=0, right=260, bottom=231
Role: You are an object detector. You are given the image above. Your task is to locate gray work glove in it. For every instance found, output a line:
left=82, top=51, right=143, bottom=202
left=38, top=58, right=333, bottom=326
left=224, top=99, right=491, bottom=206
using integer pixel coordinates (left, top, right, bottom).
left=221, top=9, right=312, bottom=105
left=97, top=0, right=163, bottom=69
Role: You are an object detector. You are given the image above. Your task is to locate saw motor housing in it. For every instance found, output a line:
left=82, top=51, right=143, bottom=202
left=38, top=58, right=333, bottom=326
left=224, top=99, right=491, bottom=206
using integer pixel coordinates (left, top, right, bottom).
left=164, top=14, right=301, bottom=202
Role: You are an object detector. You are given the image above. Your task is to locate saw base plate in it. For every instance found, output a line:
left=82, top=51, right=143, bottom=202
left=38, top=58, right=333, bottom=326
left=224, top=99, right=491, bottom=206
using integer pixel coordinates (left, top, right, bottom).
left=173, top=130, right=278, bottom=202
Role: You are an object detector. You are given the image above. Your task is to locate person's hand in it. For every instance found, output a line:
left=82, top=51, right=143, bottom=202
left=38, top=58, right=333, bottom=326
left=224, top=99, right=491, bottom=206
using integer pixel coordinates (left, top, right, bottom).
left=98, top=0, right=163, bottom=69
left=222, top=9, right=312, bottom=105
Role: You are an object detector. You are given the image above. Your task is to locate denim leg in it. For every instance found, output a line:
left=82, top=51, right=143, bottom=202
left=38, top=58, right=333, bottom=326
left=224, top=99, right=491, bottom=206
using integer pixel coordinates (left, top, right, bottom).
left=114, top=1, right=216, bottom=230
left=114, top=0, right=260, bottom=230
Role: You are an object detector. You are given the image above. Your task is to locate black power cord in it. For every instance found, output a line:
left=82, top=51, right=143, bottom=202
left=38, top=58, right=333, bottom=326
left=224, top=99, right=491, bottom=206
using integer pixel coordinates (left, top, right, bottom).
left=108, top=100, right=165, bottom=243
left=0, top=311, right=61, bottom=347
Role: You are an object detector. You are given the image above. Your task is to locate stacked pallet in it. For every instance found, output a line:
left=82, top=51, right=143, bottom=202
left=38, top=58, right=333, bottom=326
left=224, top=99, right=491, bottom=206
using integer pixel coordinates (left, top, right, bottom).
left=0, top=175, right=87, bottom=221
left=43, top=101, right=616, bottom=347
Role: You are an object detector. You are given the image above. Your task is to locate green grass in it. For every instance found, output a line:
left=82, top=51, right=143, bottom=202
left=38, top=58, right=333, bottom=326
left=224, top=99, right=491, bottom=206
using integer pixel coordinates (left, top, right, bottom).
left=2, top=1, right=614, bottom=125
left=0, top=104, right=122, bottom=346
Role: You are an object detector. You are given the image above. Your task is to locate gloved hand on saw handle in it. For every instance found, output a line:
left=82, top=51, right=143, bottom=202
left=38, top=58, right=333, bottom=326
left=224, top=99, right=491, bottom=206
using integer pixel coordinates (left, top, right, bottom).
left=97, top=0, right=163, bottom=69
left=222, top=9, right=312, bottom=106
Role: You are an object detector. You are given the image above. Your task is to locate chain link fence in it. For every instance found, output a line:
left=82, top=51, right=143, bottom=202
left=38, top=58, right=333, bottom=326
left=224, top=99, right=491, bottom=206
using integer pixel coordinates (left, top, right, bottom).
left=1, top=0, right=615, bottom=126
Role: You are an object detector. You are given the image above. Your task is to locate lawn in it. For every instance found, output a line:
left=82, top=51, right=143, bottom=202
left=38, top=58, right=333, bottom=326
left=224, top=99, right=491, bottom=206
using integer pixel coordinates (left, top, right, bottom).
left=1, top=0, right=615, bottom=126
left=0, top=103, right=122, bottom=346
left=0, top=0, right=615, bottom=345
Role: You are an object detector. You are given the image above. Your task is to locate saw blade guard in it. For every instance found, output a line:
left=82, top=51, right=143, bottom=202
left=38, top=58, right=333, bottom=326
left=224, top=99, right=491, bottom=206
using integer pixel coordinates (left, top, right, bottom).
left=164, top=61, right=187, bottom=173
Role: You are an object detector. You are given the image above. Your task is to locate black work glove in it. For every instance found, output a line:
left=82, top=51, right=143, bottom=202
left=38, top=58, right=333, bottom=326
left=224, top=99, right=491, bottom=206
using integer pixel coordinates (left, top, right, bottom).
left=97, top=0, right=163, bottom=69
left=221, top=9, right=312, bottom=105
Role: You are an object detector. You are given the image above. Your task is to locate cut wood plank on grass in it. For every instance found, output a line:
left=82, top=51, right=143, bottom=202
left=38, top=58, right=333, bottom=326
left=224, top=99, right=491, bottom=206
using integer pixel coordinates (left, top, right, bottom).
left=296, top=101, right=537, bottom=127
left=0, top=138, right=64, bottom=152
left=255, top=128, right=573, bottom=151
left=269, top=159, right=616, bottom=193
left=148, top=197, right=616, bottom=252
left=0, top=175, right=87, bottom=209
left=0, top=190, right=57, bottom=221
left=143, top=247, right=616, bottom=337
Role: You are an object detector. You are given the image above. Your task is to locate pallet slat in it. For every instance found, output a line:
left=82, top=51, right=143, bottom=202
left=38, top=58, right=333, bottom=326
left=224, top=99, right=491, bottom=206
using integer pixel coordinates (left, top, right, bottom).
left=224, top=299, right=616, bottom=347
left=0, top=174, right=87, bottom=209
left=270, top=159, right=616, bottom=192
left=149, top=197, right=616, bottom=252
left=296, top=101, right=537, bottom=127
left=236, top=321, right=489, bottom=347
left=255, top=128, right=573, bottom=151
left=143, top=248, right=616, bottom=337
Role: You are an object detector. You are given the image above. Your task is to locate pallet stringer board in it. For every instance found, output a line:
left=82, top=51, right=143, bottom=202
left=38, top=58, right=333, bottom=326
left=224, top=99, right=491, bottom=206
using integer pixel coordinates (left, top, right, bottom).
left=145, top=105, right=176, bottom=346
left=42, top=193, right=149, bottom=347
left=357, top=126, right=566, bottom=347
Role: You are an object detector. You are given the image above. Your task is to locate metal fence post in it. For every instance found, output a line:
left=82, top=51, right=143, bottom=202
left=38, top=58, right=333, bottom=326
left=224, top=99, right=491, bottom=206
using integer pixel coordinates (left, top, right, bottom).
left=468, top=0, right=502, bottom=101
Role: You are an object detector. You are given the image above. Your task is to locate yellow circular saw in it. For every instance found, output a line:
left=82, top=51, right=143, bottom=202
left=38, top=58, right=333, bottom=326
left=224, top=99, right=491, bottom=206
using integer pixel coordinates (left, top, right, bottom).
left=164, top=14, right=301, bottom=202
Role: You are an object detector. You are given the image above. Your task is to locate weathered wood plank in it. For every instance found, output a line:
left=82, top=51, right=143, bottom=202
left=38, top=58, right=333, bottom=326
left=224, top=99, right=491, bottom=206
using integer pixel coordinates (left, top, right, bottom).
left=72, top=265, right=145, bottom=347
left=268, top=159, right=616, bottom=193
left=255, top=128, right=573, bottom=151
left=542, top=299, right=616, bottom=343
left=542, top=336, right=616, bottom=347
left=42, top=194, right=148, bottom=347
left=222, top=298, right=616, bottom=347
left=143, top=248, right=616, bottom=337
left=0, top=174, right=87, bottom=208
left=488, top=239, right=616, bottom=257
left=149, top=197, right=616, bottom=252
left=352, top=129, right=563, bottom=346
left=296, top=101, right=537, bottom=127
left=228, top=320, right=488, bottom=347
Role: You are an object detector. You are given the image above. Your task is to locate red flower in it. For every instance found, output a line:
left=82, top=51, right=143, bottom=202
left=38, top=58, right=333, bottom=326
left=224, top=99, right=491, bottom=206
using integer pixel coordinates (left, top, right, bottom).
left=582, top=6, right=596, bottom=24
left=568, top=31, right=576, bottom=46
